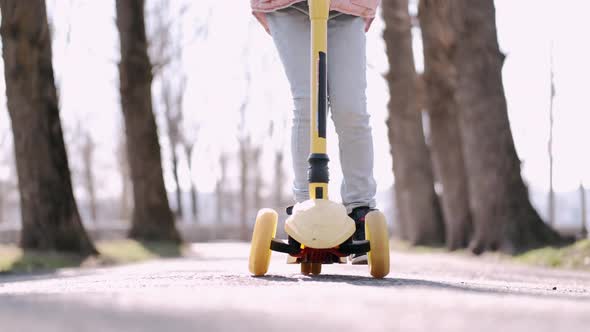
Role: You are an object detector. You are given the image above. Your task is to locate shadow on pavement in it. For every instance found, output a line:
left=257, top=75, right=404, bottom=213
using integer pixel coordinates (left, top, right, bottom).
left=257, top=273, right=590, bottom=301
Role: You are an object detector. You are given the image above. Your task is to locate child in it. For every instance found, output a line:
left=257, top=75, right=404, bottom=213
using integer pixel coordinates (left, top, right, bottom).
left=250, top=0, right=380, bottom=264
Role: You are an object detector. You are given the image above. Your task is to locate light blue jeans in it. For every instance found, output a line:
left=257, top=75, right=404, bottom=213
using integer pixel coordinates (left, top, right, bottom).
left=266, top=4, right=377, bottom=213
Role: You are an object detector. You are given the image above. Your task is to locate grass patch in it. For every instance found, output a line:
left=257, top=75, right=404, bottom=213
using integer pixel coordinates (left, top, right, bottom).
left=514, top=239, right=590, bottom=270
left=390, top=237, right=590, bottom=271
left=390, top=239, right=450, bottom=254
left=0, top=239, right=186, bottom=274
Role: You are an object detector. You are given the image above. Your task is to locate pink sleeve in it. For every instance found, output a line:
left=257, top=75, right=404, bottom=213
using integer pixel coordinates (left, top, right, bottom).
left=364, top=17, right=375, bottom=32
left=253, top=12, right=271, bottom=35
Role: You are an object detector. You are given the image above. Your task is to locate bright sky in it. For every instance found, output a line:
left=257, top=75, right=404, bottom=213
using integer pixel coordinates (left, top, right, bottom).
left=0, top=0, right=589, bottom=204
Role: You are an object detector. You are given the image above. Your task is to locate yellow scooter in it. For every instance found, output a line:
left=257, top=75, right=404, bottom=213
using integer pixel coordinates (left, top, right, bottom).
left=248, top=0, right=390, bottom=278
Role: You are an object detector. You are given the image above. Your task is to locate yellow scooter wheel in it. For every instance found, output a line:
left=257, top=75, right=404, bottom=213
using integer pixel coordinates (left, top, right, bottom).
left=248, top=209, right=278, bottom=276
left=365, top=211, right=390, bottom=278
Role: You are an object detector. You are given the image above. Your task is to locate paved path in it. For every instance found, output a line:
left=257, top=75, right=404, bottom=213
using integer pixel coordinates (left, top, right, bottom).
left=1, top=242, right=589, bottom=331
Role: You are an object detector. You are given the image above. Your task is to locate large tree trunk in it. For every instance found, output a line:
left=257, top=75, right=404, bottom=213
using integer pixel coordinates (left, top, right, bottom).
left=0, top=0, right=96, bottom=255
left=452, top=0, right=561, bottom=253
left=115, top=0, right=180, bottom=243
left=382, top=0, right=444, bottom=245
left=419, top=0, right=472, bottom=249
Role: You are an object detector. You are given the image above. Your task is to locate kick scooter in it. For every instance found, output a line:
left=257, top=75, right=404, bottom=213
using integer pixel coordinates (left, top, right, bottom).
left=248, top=0, right=390, bottom=279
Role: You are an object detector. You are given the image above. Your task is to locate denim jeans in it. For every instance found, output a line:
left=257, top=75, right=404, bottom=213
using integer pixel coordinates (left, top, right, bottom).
left=266, top=4, right=377, bottom=213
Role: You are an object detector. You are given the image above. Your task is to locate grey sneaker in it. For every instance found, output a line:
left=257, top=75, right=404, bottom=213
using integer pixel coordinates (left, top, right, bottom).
left=348, top=206, right=373, bottom=265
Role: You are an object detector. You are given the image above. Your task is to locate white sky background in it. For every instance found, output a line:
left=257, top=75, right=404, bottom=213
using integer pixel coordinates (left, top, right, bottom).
left=0, top=0, right=589, bottom=205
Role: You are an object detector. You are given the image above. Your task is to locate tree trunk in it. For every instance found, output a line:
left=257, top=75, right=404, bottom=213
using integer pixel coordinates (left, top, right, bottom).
left=452, top=0, right=561, bottom=253
left=382, top=0, right=444, bottom=245
left=117, top=131, right=132, bottom=222
left=581, top=184, right=587, bottom=238
left=171, top=146, right=182, bottom=218
left=0, top=180, right=4, bottom=224
left=162, top=81, right=183, bottom=219
left=82, top=133, right=98, bottom=223
left=548, top=48, right=556, bottom=226
left=419, top=0, right=472, bottom=249
left=216, top=153, right=228, bottom=226
left=274, top=151, right=284, bottom=208
left=252, top=147, right=262, bottom=212
left=239, top=137, right=250, bottom=241
left=184, top=144, right=198, bottom=222
left=0, top=0, right=96, bottom=255
left=115, top=0, right=180, bottom=243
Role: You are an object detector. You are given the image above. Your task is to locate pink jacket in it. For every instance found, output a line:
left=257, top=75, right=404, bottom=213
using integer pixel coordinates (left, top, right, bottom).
left=251, top=0, right=381, bottom=33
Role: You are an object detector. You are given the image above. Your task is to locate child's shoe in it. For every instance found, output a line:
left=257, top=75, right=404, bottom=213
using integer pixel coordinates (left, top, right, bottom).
left=348, top=206, right=374, bottom=265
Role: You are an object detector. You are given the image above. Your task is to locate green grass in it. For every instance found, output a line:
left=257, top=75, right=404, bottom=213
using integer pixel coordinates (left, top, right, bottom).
left=390, top=238, right=590, bottom=270
left=0, top=240, right=186, bottom=274
left=390, top=239, right=449, bottom=254
left=514, top=239, right=590, bottom=270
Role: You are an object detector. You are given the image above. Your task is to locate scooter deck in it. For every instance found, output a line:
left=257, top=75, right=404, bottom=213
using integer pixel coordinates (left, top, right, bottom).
left=270, top=236, right=370, bottom=264
left=284, top=199, right=356, bottom=249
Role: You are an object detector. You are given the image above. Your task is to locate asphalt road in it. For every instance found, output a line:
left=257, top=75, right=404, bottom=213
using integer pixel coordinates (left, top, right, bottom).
left=1, top=242, right=589, bottom=331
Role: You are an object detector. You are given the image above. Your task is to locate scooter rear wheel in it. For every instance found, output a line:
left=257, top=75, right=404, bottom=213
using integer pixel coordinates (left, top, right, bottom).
left=365, top=211, right=390, bottom=278
left=301, top=262, right=312, bottom=275
left=311, top=263, right=322, bottom=275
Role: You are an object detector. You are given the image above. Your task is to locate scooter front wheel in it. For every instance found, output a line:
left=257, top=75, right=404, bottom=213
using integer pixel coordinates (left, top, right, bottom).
left=248, top=209, right=278, bottom=276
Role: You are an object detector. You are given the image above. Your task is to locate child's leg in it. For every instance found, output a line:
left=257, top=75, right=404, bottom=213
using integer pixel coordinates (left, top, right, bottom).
left=327, top=14, right=377, bottom=214
left=266, top=8, right=311, bottom=203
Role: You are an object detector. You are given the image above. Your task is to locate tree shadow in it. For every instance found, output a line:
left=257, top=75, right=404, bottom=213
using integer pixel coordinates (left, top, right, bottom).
left=256, top=273, right=590, bottom=302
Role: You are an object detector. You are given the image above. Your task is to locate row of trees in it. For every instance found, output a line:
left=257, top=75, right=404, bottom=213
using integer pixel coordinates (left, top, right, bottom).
left=383, top=0, right=563, bottom=253
left=0, top=0, right=565, bottom=256
left=0, top=0, right=184, bottom=255
left=0, top=0, right=284, bottom=253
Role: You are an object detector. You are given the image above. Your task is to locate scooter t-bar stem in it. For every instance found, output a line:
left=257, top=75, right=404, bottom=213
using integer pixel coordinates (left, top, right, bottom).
left=308, top=0, right=330, bottom=200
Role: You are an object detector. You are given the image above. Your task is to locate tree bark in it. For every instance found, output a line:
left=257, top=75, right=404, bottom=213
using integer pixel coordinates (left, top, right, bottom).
left=0, top=0, right=96, bottom=255
left=115, top=0, right=180, bottom=243
left=452, top=0, right=561, bottom=253
left=419, top=0, right=472, bottom=249
left=382, top=0, right=444, bottom=245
